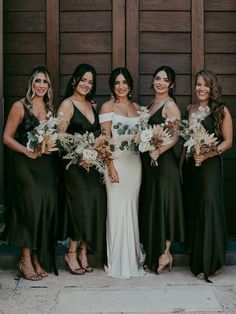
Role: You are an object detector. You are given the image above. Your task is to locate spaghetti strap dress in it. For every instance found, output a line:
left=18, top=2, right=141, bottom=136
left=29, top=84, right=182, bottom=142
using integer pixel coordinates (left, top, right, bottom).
left=62, top=102, right=107, bottom=265
left=183, top=112, right=227, bottom=279
left=9, top=102, right=59, bottom=273
left=139, top=104, right=185, bottom=271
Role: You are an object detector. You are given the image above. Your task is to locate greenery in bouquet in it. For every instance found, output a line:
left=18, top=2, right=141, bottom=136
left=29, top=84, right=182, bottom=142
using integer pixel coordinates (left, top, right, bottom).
left=27, top=112, right=63, bottom=156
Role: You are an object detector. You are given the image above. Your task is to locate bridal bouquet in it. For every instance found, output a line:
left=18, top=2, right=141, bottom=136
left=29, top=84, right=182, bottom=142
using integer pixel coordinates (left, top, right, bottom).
left=57, top=131, right=114, bottom=182
left=26, top=112, right=63, bottom=156
left=112, top=106, right=150, bottom=152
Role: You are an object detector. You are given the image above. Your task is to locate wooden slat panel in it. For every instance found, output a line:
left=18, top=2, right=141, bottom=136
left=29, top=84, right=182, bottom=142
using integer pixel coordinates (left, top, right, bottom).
left=217, top=75, right=236, bottom=95
left=60, top=0, right=111, bottom=11
left=205, top=0, right=236, bottom=11
left=4, top=75, right=28, bottom=96
left=140, top=33, right=191, bottom=53
left=112, top=0, right=125, bottom=68
left=140, top=12, right=190, bottom=32
left=140, top=54, right=191, bottom=74
left=4, top=0, right=45, bottom=11
left=4, top=12, right=45, bottom=32
left=61, top=33, right=111, bottom=53
left=60, top=12, right=111, bottom=32
left=205, top=12, right=236, bottom=32
left=60, top=75, right=110, bottom=96
left=126, top=0, right=139, bottom=101
left=60, top=54, right=111, bottom=74
left=205, top=33, right=236, bottom=53
left=191, top=0, right=204, bottom=103
left=140, top=0, right=190, bottom=10
left=139, top=74, right=191, bottom=96
left=4, top=54, right=46, bottom=75
left=46, top=0, right=59, bottom=104
left=205, top=54, right=236, bottom=74
left=222, top=96, right=236, bottom=115
left=4, top=33, right=45, bottom=53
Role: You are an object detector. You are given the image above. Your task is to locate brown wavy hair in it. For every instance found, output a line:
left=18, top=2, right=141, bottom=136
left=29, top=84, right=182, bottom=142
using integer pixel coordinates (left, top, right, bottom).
left=195, top=69, right=225, bottom=137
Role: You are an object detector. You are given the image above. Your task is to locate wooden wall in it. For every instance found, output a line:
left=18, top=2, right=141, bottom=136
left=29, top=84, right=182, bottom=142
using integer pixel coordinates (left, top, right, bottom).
left=2, top=0, right=236, bottom=234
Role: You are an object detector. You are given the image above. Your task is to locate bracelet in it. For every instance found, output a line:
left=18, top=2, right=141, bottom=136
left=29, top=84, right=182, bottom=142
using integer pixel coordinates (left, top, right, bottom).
left=217, top=148, right=223, bottom=155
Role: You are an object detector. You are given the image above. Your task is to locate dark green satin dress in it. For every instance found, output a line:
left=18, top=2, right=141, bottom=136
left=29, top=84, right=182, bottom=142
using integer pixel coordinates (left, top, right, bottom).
left=62, top=102, right=107, bottom=265
left=139, top=105, right=185, bottom=271
left=10, top=102, right=59, bottom=273
left=183, top=112, right=227, bottom=279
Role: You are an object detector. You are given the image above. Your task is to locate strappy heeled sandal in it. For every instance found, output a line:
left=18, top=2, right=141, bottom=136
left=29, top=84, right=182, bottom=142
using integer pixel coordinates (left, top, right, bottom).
left=77, top=250, right=93, bottom=273
left=64, top=252, right=85, bottom=275
left=18, top=257, right=41, bottom=281
left=31, top=254, right=49, bottom=278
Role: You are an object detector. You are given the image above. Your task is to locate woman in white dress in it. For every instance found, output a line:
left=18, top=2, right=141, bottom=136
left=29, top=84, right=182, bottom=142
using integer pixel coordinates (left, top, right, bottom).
left=99, top=67, right=145, bottom=279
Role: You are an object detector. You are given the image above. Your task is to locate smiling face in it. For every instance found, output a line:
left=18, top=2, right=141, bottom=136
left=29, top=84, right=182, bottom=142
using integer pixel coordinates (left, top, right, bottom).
left=75, top=71, right=94, bottom=97
left=32, top=72, right=49, bottom=98
left=195, top=75, right=210, bottom=103
left=153, top=70, right=173, bottom=96
left=113, top=74, right=130, bottom=98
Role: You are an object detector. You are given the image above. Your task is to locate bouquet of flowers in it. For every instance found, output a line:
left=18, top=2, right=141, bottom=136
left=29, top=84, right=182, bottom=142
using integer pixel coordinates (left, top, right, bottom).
left=135, top=124, right=173, bottom=166
left=26, top=112, right=63, bottom=156
left=183, top=127, right=218, bottom=166
left=112, top=106, right=150, bottom=152
left=163, top=106, right=218, bottom=166
left=56, top=131, right=114, bottom=182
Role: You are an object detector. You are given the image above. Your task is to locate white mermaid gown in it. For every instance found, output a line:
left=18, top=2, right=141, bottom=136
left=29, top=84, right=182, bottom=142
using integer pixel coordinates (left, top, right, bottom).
left=99, top=112, right=145, bottom=279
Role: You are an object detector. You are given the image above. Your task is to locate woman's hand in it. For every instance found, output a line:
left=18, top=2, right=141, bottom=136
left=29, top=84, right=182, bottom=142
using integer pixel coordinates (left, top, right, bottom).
left=108, top=163, right=119, bottom=183
left=193, top=152, right=210, bottom=165
left=24, top=148, right=38, bottom=159
left=79, top=160, right=93, bottom=171
left=149, top=148, right=160, bottom=160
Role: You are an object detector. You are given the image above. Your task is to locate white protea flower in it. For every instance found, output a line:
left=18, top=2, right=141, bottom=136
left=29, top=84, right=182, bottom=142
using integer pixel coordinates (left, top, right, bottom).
left=138, top=141, right=151, bottom=153
left=140, top=128, right=154, bottom=142
left=83, top=148, right=98, bottom=161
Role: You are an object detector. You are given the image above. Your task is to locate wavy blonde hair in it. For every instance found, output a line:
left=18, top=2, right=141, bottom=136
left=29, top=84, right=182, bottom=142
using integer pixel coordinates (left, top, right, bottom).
left=23, top=66, right=53, bottom=113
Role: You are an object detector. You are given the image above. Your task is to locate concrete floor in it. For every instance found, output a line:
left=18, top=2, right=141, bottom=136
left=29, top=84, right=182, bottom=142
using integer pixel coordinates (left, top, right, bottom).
left=1, top=266, right=236, bottom=313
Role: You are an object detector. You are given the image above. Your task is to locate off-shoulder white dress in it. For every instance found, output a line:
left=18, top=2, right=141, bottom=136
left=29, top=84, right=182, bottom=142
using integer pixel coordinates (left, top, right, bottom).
left=99, top=112, right=145, bottom=279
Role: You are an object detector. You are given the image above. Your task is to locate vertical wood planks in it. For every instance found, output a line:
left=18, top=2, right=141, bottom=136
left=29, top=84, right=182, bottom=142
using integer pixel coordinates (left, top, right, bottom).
left=126, top=0, right=139, bottom=102
left=46, top=0, right=60, bottom=105
left=112, top=0, right=125, bottom=69
left=191, top=0, right=204, bottom=103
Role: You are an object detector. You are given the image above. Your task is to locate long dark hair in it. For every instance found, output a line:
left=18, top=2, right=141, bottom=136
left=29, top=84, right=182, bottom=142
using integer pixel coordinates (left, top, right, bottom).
left=24, top=65, right=53, bottom=112
left=109, top=67, right=133, bottom=101
left=64, top=63, right=96, bottom=101
left=152, top=65, right=176, bottom=101
left=195, top=69, right=225, bottom=137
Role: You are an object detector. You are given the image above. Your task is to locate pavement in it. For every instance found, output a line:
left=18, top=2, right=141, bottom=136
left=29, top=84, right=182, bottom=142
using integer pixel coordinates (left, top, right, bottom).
left=1, top=266, right=236, bottom=314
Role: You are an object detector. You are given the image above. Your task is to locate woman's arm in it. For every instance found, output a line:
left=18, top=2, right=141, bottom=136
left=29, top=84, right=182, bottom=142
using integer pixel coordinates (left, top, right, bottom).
left=3, top=101, right=37, bottom=159
left=194, top=106, right=233, bottom=164
left=150, top=100, right=181, bottom=159
left=57, top=99, right=73, bottom=133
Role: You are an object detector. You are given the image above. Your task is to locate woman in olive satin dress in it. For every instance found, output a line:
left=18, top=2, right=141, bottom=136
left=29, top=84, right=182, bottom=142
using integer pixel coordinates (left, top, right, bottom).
left=139, top=65, right=185, bottom=274
left=3, top=66, right=58, bottom=280
left=181, top=69, right=233, bottom=282
left=57, top=63, right=107, bottom=275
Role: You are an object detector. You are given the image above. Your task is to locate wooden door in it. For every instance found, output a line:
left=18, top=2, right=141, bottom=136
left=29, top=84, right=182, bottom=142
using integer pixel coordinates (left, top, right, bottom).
left=3, top=0, right=236, bottom=235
